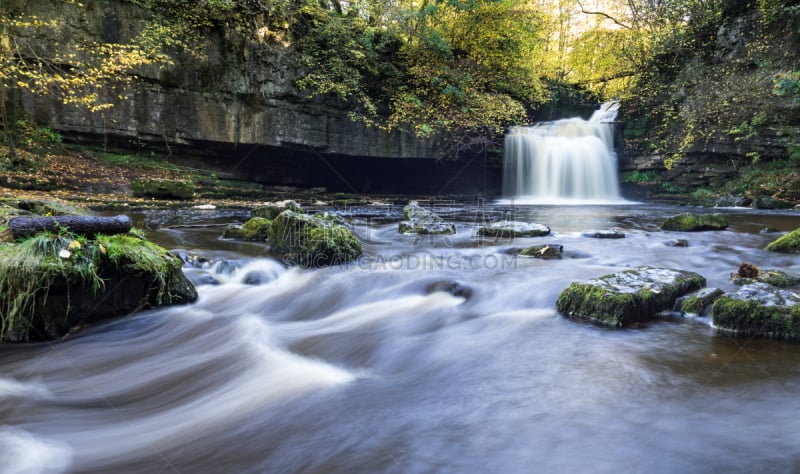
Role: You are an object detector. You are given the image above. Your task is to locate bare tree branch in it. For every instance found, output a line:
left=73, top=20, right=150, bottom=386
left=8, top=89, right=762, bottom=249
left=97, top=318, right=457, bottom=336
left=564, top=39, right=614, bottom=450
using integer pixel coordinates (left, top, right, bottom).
left=576, top=0, right=632, bottom=30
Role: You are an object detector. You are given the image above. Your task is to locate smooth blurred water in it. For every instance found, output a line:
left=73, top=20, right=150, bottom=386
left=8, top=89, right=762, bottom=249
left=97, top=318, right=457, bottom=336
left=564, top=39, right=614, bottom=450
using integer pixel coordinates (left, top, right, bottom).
left=2, top=203, right=800, bottom=473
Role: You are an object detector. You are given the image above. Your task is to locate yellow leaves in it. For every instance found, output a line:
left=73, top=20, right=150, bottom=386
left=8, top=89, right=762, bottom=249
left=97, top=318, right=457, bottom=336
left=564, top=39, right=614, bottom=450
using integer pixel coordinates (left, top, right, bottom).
left=68, top=240, right=81, bottom=250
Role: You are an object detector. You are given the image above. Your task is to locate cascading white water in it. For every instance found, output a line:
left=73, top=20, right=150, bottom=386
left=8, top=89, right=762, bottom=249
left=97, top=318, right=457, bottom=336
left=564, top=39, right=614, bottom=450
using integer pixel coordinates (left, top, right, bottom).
left=502, top=101, right=624, bottom=204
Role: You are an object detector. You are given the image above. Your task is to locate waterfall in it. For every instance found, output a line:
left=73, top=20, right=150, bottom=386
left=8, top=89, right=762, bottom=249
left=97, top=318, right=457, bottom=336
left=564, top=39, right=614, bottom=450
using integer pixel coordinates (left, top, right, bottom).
left=501, top=101, right=624, bottom=204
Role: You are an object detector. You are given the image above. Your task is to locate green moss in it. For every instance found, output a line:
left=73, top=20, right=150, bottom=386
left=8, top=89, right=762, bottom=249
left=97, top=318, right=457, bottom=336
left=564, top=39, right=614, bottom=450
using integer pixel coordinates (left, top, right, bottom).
left=131, top=178, right=194, bottom=200
left=269, top=211, right=361, bottom=266
left=680, top=288, right=724, bottom=315
left=222, top=218, right=272, bottom=241
left=712, top=297, right=800, bottom=340
left=767, top=227, right=800, bottom=253
left=661, top=213, right=728, bottom=231
left=0, top=230, right=196, bottom=342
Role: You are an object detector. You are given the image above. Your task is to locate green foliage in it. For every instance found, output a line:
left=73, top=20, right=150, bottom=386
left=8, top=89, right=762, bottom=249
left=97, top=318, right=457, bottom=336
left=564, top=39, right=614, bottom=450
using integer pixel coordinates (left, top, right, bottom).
left=773, top=71, right=800, bottom=100
left=621, top=170, right=659, bottom=183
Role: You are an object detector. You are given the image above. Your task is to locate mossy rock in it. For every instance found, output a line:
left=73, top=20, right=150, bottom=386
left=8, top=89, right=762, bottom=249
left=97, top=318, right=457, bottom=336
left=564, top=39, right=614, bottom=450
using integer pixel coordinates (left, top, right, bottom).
left=399, top=203, right=456, bottom=235
left=250, top=200, right=302, bottom=219
left=0, top=232, right=197, bottom=342
left=661, top=213, right=728, bottom=231
left=712, top=283, right=800, bottom=340
left=679, top=288, right=724, bottom=315
left=222, top=218, right=272, bottom=241
left=556, top=266, right=706, bottom=327
left=732, top=269, right=800, bottom=288
left=478, top=221, right=550, bottom=238
left=268, top=210, right=361, bottom=267
left=131, top=178, right=194, bottom=200
left=766, top=227, right=800, bottom=253
left=519, top=244, right=563, bottom=259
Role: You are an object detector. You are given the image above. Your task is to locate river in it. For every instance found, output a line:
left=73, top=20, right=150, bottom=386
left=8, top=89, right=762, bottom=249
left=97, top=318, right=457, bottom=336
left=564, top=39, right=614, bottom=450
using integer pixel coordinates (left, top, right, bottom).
left=2, top=202, right=800, bottom=473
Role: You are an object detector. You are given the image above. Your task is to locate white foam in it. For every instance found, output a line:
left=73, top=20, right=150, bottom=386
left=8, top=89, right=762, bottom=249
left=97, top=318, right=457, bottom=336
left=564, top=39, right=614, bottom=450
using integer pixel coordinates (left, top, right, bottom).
left=0, top=429, right=73, bottom=474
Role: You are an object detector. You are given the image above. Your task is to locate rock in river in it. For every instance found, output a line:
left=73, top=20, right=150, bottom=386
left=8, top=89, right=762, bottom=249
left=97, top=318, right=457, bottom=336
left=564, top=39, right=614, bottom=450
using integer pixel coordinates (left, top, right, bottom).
left=398, top=203, right=456, bottom=235
left=766, top=227, right=800, bottom=254
left=519, top=244, right=563, bottom=259
left=556, top=266, right=706, bottom=327
left=712, top=283, right=800, bottom=340
left=661, top=213, right=728, bottom=231
left=269, top=210, right=362, bottom=266
left=477, top=221, right=550, bottom=238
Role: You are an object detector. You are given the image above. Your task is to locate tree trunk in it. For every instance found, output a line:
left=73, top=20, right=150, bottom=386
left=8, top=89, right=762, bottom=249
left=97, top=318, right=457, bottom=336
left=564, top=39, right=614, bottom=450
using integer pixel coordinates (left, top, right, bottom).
left=9, top=215, right=133, bottom=239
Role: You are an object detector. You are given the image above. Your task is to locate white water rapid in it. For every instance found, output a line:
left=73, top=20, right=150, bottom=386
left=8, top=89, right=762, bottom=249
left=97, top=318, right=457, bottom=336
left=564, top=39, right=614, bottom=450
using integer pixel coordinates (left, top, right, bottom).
left=502, top=101, right=625, bottom=204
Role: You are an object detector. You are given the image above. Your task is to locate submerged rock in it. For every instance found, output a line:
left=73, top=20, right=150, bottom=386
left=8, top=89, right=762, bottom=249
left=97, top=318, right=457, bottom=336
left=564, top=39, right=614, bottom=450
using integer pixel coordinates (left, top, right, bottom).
left=712, top=283, right=800, bottom=340
left=678, top=288, right=725, bottom=316
left=766, top=227, right=800, bottom=253
left=519, top=244, right=563, bottom=259
left=269, top=210, right=362, bottom=266
left=583, top=230, right=625, bottom=239
left=478, top=221, right=550, bottom=238
left=665, top=239, right=689, bottom=247
left=556, top=266, right=706, bottom=327
left=398, top=203, right=456, bottom=235
left=222, top=217, right=272, bottom=241
left=0, top=233, right=197, bottom=342
left=250, top=200, right=303, bottom=220
left=661, top=213, right=728, bottom=231
left=426, top=281, right=473, bottom=299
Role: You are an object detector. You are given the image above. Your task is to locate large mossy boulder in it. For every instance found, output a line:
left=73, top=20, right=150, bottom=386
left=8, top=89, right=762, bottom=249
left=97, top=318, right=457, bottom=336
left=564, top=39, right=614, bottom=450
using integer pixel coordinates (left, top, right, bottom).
left=478, top=221, right=550, bottom=238
left=132, top=178, right=194, bottom=200
left=712, top=283, right=800, bottom=340
left=661, top=213, right=728, bottom=231
left=222, top=217, right=272, bottom=241
left=766, top=227, right=800, bottom=253
left=268, top=210, right=362, bottom=266
left=399, top=203, right=456, bottom=235
left=0, top=232, right=197, bottom=342
left=250, top=200, right=303, bottom=220
left=556, top=266, right=706, bottom=327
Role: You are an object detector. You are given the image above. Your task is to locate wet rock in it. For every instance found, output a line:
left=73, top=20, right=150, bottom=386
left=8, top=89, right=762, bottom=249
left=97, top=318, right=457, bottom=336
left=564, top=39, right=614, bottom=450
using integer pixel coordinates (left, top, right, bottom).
left=556, top=266, right=706, bottom=327
left=269, top=210, right=362, bottom=267
left=665, top=239, right=689, bottom=247
left=760, top=227, right=779, bottom=234
left=131, top=178, right=194, bottom=200
left=766, top=227, right=800, bottom=253
left=426, top=281, right=473, bottom=299
left=678, top=288, right=724, bottom=316
left=188, top=272, right=221, bottom=286
left=583, top=230, right=625, bottom=239
left=214, top=260, right=242, bottom=275
left=732, top=269, right=800, bottom=288
left=713, top=194, right=751, bottom=208
left=661, top=213, right=728, bottom=231
left=399, top=203, right=456, bottom=235
left=250, top=200, right=303, bottom=220
left=243, top=270, right=271, bottom=286
left=519, top=244, right=563, bottom=259
left=712, top=283, right=800, bottom=340
left=478, top=221, right=550, bottom=238
left=222, top=217, right=272, bottom=241
left=753, top=196, right=795, bottom=210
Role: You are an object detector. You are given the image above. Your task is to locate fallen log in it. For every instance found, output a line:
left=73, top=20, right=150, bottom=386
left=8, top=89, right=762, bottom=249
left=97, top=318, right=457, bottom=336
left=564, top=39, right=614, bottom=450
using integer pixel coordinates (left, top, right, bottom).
left=9, top=215, right=133, bottom=239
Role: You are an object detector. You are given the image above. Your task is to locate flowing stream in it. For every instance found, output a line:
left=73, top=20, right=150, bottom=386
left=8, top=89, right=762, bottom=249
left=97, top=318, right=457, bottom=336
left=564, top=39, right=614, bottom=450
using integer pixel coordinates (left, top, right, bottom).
left=2, top=203, right=800, bottom=473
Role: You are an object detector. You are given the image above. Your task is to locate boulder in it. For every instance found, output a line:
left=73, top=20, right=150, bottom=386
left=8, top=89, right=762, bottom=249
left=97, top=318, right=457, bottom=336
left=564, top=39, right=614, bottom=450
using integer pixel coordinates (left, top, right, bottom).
left=250, top=200, right=303, bottom=220
left=269, top=210, right=362, bottom=266
left=556, top=266, right=706, bottom=327
left=712, top=283, right=800, bottom=340
left=478, top=221, right=550, bottom=238
left=661, top=213, right=728, bottom=231
left=766, top=227, right=800, bottom=253
left=0, top=233, right=197, bottom=342
left=665, top=239, right=689, bottom=247
left=519, top=244, right=563, bottom=259
left=732, top=268, right=800, bottom=288
left=222, top=217, right=272, bottom=241
left=678, top=288, right=725, bottom=315
left=398, top=203, right=456, bottom=235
